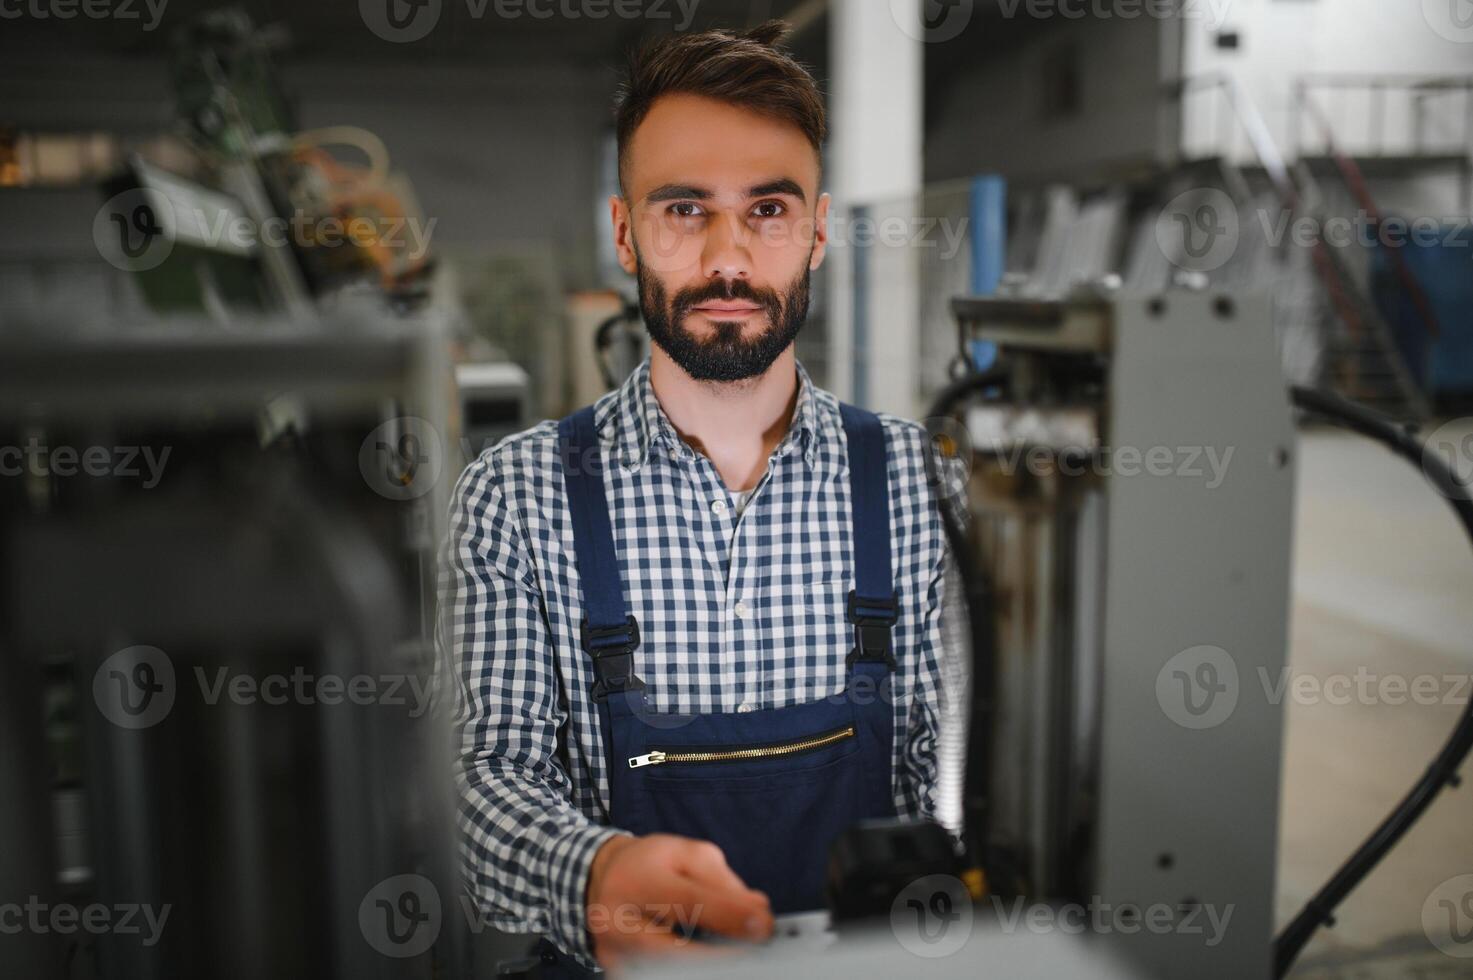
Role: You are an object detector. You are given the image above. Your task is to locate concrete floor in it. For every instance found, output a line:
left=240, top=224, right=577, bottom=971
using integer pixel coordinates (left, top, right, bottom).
left=1279, top=423, right=1473, bottom=977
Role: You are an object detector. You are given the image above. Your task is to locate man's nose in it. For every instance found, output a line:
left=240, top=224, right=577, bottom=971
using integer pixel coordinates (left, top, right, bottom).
left=701, top=211, right=753, bottom=281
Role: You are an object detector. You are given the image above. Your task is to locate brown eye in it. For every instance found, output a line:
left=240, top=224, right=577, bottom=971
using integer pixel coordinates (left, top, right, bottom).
left=670, top=202, right=702, bottom=219
left=753, top=201, right=785, bottom=219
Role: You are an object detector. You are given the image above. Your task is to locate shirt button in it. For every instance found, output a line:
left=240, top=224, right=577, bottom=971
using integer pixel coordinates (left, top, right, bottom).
left=736, top=701, right=755, bottom=713
left=711, top=498, right=727, bottom=516
left=733, top=599, right=749, bottom=618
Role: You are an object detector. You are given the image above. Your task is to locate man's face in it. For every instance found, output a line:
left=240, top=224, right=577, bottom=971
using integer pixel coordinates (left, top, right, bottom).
left=611, top=93, right=830, bottom=383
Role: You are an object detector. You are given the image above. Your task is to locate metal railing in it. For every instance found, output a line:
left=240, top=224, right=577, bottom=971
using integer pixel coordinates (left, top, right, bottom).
left=1293, top=73, right=1473, bottom=214
left=1292, top=73, right=1473, bottom=160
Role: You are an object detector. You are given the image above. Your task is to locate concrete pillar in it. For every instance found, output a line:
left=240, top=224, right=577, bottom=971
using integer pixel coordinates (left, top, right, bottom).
left=826, top=0, right=924, bottom=416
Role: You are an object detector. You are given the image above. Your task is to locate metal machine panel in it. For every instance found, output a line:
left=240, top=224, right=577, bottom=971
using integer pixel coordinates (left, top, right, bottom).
left=1092, top=291, right=1295, bottom=979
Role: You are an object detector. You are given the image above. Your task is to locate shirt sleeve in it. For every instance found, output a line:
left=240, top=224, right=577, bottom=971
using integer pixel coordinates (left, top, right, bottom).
left=441, top=457, right=625, bottom=969
left=897, top=446, right=970, bottom=831
left=897, top=519, right=948, bottom=821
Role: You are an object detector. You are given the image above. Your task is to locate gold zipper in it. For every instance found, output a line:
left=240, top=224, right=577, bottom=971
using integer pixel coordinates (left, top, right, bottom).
left=628, top=726, right=855, bottom=769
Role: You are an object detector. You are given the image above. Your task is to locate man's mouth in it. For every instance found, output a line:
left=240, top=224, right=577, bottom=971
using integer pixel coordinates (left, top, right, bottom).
left=691, top=302, right=763, bottom=316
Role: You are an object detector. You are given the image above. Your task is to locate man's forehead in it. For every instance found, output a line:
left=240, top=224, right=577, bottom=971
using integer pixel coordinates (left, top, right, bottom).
left=624, top=93, right=821, bottom=201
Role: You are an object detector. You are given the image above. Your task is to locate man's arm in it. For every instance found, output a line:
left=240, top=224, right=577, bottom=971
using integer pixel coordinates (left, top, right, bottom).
left=443, top=458, right=624, bottom=967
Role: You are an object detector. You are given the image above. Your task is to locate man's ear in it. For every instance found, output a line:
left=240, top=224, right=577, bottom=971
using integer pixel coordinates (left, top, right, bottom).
left=809, top=191, right=831, bottom=271
left=610, top=195, right=638, bottom=275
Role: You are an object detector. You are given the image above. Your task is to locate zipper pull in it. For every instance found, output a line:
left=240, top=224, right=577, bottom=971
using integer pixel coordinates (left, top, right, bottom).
left=628, top=751, right=667, bottom=769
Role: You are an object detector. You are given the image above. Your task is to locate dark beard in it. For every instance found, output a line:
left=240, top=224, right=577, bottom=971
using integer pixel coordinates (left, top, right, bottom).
left=636, top=260, right=810, bottom=383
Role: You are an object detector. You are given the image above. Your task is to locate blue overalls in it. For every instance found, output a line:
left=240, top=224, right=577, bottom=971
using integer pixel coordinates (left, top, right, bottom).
left=531, top=402, right=899, bottom=976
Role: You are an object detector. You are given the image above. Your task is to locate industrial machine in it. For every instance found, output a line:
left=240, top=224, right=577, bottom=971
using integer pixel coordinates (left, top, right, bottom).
left=942, top=288, right=1295, bottom=979
left=0, top=314, right=464, bottom=980
left=932, top=288, right=1472, bottom=980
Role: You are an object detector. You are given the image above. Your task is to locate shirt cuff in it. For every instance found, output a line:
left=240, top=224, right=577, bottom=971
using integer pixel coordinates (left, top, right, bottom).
left=547, top=823, right=632, bottom=969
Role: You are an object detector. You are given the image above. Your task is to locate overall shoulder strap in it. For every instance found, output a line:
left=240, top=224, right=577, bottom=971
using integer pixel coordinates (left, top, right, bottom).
left=838, top=403, right=898, bottom=671
left=558, top=406, right=642, bottom=700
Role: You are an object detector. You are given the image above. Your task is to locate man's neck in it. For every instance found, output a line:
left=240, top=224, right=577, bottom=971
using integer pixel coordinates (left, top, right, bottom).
left=648, top=346, right=800, bottom=492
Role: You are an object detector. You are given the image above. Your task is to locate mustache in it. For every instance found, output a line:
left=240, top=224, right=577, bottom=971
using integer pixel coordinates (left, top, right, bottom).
left=671, top=278, right=782, bottom=319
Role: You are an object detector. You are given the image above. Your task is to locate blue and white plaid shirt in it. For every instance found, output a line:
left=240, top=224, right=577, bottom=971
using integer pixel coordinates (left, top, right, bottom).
left=442, top=359, right=951, bottom=965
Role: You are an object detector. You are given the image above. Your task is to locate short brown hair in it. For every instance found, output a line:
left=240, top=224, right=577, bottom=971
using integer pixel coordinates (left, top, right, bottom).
left=613, top=21, right=826, bottom=192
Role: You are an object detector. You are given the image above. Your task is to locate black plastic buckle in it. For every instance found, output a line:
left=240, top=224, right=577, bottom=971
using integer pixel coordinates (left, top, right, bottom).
left=581, top=616, right=644, bottom=701
left=846, top=590, right=898, bottom=670
left=581, top=615, right=640, bottom=655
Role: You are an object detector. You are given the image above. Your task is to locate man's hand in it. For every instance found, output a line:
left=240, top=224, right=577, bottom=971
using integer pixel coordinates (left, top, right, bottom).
left=586, top=833, right=774, bottom=970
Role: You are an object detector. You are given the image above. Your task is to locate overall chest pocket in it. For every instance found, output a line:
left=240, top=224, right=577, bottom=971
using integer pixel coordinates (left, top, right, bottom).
left=631, top=720, right=891, bottom=914
left=631, top=724, right=858, bottom=780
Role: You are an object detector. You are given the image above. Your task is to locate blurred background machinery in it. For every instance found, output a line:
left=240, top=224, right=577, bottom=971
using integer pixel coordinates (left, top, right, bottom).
left=2, top=1, right=1472, bottom=977
left=0, top=313, right=464, bottom=979
left=5, top=3, right=1468, bottom=421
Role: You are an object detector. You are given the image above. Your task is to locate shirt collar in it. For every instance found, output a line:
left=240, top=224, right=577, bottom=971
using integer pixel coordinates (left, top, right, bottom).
left=600, top=358, right=836, bottom=471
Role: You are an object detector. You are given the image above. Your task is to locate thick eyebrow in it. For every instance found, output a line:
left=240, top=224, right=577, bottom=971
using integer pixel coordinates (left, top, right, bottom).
left=748, top=178, right=806, bottom=203
left=642, top=179, right=808, bottom=206
left=644, top=183, right=713, bottom=204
